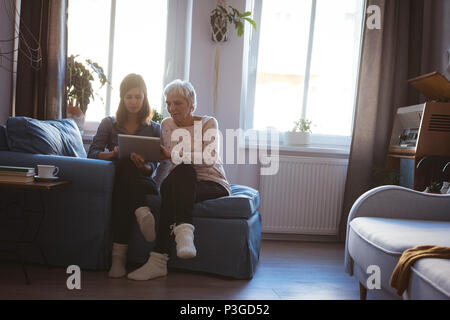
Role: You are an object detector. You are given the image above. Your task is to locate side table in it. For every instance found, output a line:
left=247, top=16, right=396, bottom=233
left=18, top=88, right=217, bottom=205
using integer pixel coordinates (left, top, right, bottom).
left=0, top=179, right=71, bottom=284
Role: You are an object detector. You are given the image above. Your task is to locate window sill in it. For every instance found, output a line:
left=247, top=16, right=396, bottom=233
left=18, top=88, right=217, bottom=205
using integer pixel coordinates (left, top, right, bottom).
left=279, top=144, right=350, bottom=156
left=242, top=143, right=350, bottom=157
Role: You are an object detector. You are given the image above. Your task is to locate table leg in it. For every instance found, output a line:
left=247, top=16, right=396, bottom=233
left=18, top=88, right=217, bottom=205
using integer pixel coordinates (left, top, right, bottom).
left=37, top=190, right=49, bottom=268
left=0, top=188, right=50, bottom=284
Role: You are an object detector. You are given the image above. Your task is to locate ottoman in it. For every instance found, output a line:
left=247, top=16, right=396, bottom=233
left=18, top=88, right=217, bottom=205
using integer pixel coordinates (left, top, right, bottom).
left=127, top=184, right=262, bottom=279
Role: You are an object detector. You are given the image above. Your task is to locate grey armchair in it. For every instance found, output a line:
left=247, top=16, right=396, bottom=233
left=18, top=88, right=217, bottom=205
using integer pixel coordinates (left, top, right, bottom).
left=344, top=185, right=450, bottom=300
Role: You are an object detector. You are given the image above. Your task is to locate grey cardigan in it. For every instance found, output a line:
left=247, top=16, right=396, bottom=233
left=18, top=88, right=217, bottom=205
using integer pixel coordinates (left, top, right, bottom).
left=87, top=116, right=161, bottom=173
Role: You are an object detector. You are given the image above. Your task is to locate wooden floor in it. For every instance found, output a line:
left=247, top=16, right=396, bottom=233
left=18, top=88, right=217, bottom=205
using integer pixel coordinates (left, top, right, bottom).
left=0, top=240, right=361, bottom=300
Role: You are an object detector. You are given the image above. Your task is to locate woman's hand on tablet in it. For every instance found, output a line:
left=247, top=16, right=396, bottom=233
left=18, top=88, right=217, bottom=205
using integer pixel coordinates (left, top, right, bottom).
left=160, top=145, right=171, bottom=160
left=130, top=152, right=145, bottom=168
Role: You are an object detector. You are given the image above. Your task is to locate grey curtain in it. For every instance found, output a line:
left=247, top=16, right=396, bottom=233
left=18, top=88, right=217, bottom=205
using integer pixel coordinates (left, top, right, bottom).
left=15, top=0, right=67, bottom=120
left=338, top=0, right=433, bottom=240
left=45, top=0, right=68, bottom=120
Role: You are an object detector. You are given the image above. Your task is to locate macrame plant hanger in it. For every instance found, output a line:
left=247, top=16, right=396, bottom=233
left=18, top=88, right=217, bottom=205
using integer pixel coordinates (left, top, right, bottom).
left=211, top=0, right=228, bottom=117
left=0, top=0, right=43, bottom=73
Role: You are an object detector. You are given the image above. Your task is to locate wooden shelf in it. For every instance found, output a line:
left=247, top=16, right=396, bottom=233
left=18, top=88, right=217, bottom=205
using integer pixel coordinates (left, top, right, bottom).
left=0, top=180, right=71, bottom=190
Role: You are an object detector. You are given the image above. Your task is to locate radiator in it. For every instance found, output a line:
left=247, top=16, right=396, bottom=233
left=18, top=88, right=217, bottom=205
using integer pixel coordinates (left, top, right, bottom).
left=259, top=155, right=348, bottom=235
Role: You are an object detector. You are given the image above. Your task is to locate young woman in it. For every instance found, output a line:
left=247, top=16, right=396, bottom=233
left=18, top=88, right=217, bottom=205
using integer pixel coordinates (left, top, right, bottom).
left=87, top=73, right=160, bottom=278
left=127, top=79, right=231, bottom=281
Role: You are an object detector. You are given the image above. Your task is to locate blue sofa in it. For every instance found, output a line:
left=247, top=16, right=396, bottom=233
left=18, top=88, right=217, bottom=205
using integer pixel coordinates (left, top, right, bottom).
left=0, top=117, right=261, bottom=279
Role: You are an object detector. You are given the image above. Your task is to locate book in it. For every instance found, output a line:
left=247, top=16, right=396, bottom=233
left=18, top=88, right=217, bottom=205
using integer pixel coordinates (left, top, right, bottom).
left=0, top=175, right=35, bottom=183
left=0, top=165, right=35, bottom=175
left=0, top=170, right=35, bottom=177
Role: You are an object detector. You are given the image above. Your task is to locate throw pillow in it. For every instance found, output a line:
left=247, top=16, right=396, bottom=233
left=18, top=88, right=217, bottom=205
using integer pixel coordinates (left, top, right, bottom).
left=6, top=117, right=87, bottom=158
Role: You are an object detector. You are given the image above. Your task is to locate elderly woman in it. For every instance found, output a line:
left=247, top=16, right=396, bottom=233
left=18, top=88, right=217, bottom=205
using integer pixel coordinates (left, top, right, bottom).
left=127, top=79, right=231, bottom=281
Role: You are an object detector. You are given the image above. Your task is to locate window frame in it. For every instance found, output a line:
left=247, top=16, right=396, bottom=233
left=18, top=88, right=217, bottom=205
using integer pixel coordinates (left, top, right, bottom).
left=70, top=0, right=192, bottom=135
left=241, top=0, right=366, bottom=149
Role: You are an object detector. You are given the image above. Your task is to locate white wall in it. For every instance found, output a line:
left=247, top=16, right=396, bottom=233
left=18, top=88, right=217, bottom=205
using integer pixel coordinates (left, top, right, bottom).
left=0, top=5, right=14, bottom=125
left=189, top=0, right=260, bottom=189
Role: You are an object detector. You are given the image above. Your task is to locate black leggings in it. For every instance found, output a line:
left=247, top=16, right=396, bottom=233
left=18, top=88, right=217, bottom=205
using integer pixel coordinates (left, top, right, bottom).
left=153, top=163, right=228, bottom=254
left=112, top=158, right=158, bottom=244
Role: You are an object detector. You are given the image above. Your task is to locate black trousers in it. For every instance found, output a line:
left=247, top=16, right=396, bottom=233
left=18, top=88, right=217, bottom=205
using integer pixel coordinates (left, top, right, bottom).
left=112, top=158, right=158, bottom=244
left=153, top=163, right=228, bottom=254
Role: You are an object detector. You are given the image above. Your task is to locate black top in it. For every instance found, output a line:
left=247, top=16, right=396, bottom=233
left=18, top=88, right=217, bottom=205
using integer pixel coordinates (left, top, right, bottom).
left=87, top=116, right=161, bottom=172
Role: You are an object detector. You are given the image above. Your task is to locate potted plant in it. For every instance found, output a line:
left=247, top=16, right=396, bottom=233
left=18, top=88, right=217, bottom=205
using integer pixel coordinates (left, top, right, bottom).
left=371, top=167, right=400, bottom=187
left=66, top=54, right=108, bottom=131
left=425, top=181, right=443, bottom=194
left=210, top=4, right=256, bottom=42
left=151, top=109, right=164, bottom=124
left=285, top=118, right=313, bottom=146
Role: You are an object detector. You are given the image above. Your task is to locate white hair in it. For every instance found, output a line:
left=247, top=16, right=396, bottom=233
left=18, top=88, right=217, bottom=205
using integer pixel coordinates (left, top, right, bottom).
left=164, top=79, right=197, bottom=111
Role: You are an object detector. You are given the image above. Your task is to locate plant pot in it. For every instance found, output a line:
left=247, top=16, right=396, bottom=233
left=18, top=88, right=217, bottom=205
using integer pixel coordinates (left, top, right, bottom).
left=67, top=106, right=85, bottom=134
left=211, top=14, right=228, bottom=42
left=212, top=27, right=228, bottom=42
left=285, top=132, right=310, bottom=146
left=211, top=31, right=228, bottom=42
left=423, top=187, right=442, bottom=194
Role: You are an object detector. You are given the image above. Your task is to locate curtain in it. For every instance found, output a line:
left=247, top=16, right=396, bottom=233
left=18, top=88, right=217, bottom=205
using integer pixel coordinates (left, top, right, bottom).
left=338, top=0, right=433, bottom=240
left=14, top=0, right=67, bottom=120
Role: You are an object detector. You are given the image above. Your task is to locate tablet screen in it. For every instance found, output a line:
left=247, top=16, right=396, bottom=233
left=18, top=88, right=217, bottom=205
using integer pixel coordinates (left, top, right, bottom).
left=118, top=134, right=160, bottom=161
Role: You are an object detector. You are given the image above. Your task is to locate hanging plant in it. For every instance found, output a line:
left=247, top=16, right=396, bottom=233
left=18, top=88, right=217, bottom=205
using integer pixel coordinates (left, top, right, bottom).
left=210, top=5, right=257, bottom=42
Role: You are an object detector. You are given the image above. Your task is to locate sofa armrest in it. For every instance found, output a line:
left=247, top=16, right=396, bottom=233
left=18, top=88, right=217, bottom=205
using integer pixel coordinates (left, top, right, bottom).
left=344, top=185, right=450, bottom=275
left=347, top=185, right=450, bottom=222
left=0, top=151, right=115, bottom=193
left=0, top=151, right=116, bottom=270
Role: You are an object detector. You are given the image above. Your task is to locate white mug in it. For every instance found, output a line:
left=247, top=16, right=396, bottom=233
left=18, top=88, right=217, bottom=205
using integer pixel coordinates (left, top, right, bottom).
left=37, top=165, right=59, bottom=178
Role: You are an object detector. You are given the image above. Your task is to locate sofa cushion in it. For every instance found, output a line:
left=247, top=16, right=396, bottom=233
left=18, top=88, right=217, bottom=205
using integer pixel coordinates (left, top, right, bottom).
left=350, top=217, right=450, bottom=254
left=6, top=117, right=86, bottom=158
left=0, top=125, right=8, bottom=151
left=409, top=258, right=450, bottom=299
left=192, top=184, right=260, bottom=219
left=348, top=217, right=450, bottom=298
left=144, top=185, right=260, bottom=220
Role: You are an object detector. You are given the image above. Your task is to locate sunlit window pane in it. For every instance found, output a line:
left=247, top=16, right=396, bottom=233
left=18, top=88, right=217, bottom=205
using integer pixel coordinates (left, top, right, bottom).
left=252, top=0, right=363, bottom=137
left=68, top=0, right=111, bottom=122
left=68, top=0, right=167, bottom=122
left=109, top=0, right=167, bottom=118
left=306, top=0, right=363, bottom=136
left=253, top=0, right=312, bottom=131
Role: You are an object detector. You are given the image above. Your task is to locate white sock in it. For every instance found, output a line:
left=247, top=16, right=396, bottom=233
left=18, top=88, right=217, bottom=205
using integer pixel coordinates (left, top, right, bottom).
left=135, top=206, right=156, bottom=242
left=127, top=252, right=168, bottom=281
left=108, top=243, right=128, bottom=278
left=173, top=223, right=197, bottom=259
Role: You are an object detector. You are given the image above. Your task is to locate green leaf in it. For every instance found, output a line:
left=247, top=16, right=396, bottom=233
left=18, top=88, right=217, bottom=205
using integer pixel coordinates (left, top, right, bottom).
left=239, top=11, right=252, bottom=17
left=244, top=17, right=257, bottom=30
left=235, top=21, right=244, bottom=37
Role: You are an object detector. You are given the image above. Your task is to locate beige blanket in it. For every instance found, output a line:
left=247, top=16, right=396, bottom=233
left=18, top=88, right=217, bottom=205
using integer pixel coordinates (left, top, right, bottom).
left=390, top=245, right=450, bottom=296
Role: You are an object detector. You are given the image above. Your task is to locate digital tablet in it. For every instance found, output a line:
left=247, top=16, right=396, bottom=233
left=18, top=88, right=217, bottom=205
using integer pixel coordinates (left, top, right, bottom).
left=118, top=134, right=160, bottom=161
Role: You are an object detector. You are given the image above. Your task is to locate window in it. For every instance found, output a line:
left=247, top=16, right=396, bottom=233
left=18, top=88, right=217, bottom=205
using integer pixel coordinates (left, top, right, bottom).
left=243, top=0, right=365, bottom=146
left=68, top=0, right=168, bottom=123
